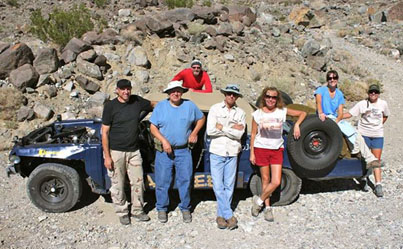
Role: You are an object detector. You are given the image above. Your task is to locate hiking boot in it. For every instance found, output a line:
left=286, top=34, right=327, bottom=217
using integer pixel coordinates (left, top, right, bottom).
left=251, top=195, right=263, bottom=217
left=158, top=211, right=168, bottom=223
left=182, top=210, right=192, bottom=223
left=264, top=208, right=274, bottom=222
left=132, top=212, right=150, bottom=222
left=216, top=217, right=227, bottom=229
left=374, top=184, right=384, bottom=197
left=119, top=215, right=130, bottom=225
left=367, top=160, right=381, bottom=169
left=226, top=216, right=238, bottom=230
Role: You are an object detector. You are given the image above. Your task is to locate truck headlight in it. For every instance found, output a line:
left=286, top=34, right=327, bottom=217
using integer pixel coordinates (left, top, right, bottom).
left=9, top=155, right=21, bottom=164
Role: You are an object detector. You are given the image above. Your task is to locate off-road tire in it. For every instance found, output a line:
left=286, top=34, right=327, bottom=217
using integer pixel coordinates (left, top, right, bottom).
left=249, top=168, right=302, bottom=206
left=287, top=115, right=343, bottom=178
left=27, top=163, right=82, bottom=213
left=271, top=168, right=302, bottom=206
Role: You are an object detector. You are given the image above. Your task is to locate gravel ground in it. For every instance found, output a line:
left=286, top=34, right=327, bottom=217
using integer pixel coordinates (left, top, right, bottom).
left=1, top=35, right=403, bottom=249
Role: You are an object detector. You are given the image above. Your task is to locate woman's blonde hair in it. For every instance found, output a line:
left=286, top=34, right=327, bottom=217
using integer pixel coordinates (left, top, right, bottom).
left=257, top=86, right=284, bottom=109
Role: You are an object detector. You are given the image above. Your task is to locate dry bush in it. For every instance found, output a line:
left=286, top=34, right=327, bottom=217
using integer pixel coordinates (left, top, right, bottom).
left=269, top=76, right=296, bottom=97
left=0, top=88, right=24, bottom=121
left=366, top=78, right=383, bottom=92
left=339, top=80, right=368, bottom=101
left=187, top=23, right=205, bottom=35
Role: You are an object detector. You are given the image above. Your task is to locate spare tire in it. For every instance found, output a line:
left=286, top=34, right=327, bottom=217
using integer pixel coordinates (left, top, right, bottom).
left=255, top=90, right=293, bottom=107
left=249, top=169, right=302, bottom=206
left=287, top=115, right=342, bottom=178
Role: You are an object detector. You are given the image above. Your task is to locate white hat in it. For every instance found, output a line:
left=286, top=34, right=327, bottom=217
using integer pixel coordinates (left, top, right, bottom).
left=163, top=80, right=189, bottom=93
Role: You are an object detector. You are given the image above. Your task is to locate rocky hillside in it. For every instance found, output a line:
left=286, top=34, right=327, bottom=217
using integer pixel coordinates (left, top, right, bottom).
left=0, top=0, right=402, bottom=149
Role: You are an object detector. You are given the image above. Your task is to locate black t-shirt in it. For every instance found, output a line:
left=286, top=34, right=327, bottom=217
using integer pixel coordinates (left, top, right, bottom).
left=102, top=95, right=152, bottom=151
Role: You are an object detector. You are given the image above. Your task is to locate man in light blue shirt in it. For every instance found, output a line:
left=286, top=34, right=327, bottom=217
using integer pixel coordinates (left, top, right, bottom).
left=150, top=81, right=205, bottom=224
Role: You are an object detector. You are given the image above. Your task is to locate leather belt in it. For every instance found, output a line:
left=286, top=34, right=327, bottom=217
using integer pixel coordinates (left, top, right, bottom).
left=171, top=144, right=188, bottom=150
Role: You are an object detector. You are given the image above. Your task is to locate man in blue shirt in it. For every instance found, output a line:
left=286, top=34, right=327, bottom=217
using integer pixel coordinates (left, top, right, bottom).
left=150, top=81, right=205, bottom=223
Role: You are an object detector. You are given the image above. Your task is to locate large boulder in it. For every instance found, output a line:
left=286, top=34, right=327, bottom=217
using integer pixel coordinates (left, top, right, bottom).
left=127, top=46, right=150, bottom=68
left=0, top=42, right=10, bottom=54
left=75, top=75, right=100, bottom=94
left=192, top=6, right=219, bottom=24
left=301, top=40, right=321, bottom=58
left=288, top=7, right=325, bottom=28
left=0, top=43, right=34, bottom=79
left=76, top=58, right=103, bottom=80
left=388, top=2, right=403, bottom=21
left=227, top=5, right=257, bottom=26
left=142, top=16, right=174, bottom=37
left=33, top=102, right=53, bottom=120
left=63, top=38, right=92, bottom=54
left=33, top=48, right=59, bottom=74
left=164, top=8, right=195, bottom=23
left=9, top=64, right=39, bottom=90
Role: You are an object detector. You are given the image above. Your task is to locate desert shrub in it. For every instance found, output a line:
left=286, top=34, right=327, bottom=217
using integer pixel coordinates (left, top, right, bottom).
left=269, top=76, right=296, bottom=96
left=4, top=120, right=18, bottom=130
left=366, top=78, right=383, bottom=92
left=339, top=79, right=368, bottom=101
left=29, top=4, right=94, bottom=47
left=166, top=0, right=193, bottom=9
left=6, top=0, right=19, bottom=7
left=0, top=88, right=24, bottom=121
left=188, top=23, right=205, bottom=35
left=202, top=0, right=212, bottom=7
left=94, top=0, right=108, bottom=8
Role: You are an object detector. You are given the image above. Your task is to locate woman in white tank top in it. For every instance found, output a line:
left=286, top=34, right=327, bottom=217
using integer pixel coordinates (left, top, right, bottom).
left=250, top=86, right=307, bottom=221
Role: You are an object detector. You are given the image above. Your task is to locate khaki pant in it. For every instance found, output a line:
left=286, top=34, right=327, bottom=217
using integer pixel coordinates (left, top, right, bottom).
left=351, top=132, right=377, bottom=163
left=107, top=150, right=144, bottom=217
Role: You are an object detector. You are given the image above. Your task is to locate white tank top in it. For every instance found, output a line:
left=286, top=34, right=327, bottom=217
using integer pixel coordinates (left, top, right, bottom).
left=252, top=107, right=287, bottom=149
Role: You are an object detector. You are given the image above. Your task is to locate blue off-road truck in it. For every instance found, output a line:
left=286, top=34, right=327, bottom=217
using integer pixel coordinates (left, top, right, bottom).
left=6, top=92, right=370, bottom=213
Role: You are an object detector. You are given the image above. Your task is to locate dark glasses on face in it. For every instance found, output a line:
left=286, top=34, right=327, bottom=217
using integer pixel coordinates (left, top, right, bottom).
left=191, top=66, right=201, bottom=69
left=264, top=95, right=278, bottom=100
left=327, top=76, right=338, bottom=81
left=225, top=92, right=239, bottom=97
left=369, top=90, right=380, bottom=94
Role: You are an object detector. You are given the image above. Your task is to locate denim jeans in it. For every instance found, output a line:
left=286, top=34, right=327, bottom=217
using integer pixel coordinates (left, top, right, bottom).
left=210, top=153, right=237, bottom=219
left=155, top=148, right=193, bottom=212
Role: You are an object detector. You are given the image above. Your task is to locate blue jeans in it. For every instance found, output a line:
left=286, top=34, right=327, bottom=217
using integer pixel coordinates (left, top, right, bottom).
left=155, top=148, right=193, bottom=212
left=210, top=153, right=237, bottom=219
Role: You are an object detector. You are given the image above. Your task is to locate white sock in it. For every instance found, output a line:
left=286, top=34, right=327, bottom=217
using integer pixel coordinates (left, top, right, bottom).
left=375, top=182, right=382, bottom=186
left=265, top=206, right=272, bottom=210
left=256, top=197, right=264, bottom=206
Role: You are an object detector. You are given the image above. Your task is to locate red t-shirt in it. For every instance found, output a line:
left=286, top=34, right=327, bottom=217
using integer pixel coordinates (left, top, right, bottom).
left=172, top=68, right=213, bottom=93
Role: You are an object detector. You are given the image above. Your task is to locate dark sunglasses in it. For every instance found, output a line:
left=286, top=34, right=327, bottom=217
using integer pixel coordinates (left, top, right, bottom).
left=225, top=92, right=239, bottom=97
left=191, top=66, right=201, bottom=69
left=369, top=90, right=380, bottom=94
left=327, top=76, right=338, bottom=81
left=264, top=95, right=278, bottom=100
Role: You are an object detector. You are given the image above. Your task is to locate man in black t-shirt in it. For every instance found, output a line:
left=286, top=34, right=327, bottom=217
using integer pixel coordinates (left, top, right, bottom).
left=102, top=79, right=155, bottom=225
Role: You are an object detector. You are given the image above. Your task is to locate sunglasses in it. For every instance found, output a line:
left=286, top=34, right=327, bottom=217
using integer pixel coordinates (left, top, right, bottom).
left=191, top=66, right=201, bottom=69
left=327, top=76, right=338, bottom=81
left=264, top=95, right=278, bottom=100
left=369, top=90, right=380, bottom=94
left=225, top=92, right=239, bottom=97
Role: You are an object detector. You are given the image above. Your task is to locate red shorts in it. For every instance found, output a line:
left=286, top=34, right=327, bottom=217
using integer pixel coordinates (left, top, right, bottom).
left=254, top=147, right=284, bottom=166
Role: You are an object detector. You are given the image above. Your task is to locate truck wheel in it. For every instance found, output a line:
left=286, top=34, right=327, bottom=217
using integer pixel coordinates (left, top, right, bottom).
left=27, top=163, right=82, bottom=213
left=249, top=174, right=262, bottom=196
left=249, top=169, right=302, bottom=206
left=271, top=168, right=302, bottom=206
left=287, top=114, right=343, bottom=178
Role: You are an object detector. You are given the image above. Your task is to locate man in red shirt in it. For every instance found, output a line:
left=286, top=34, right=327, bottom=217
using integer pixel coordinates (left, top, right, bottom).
left=172, top=59, right=213, bottom=93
